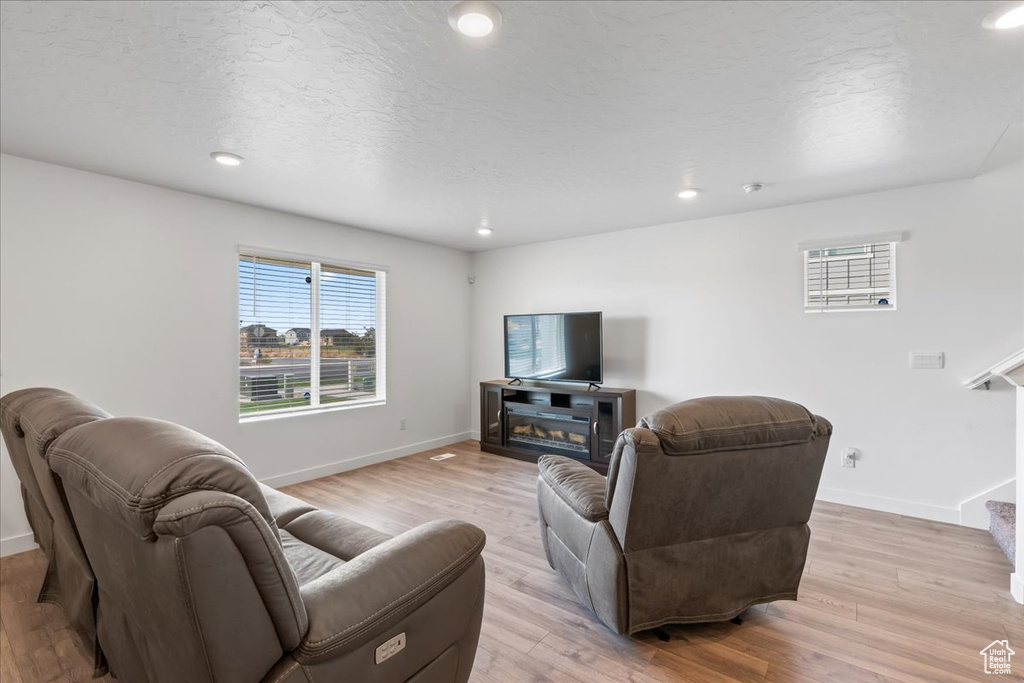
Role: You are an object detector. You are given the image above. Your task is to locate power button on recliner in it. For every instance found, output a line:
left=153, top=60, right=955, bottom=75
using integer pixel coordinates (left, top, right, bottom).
left=374, top=632, right=407, bottom=665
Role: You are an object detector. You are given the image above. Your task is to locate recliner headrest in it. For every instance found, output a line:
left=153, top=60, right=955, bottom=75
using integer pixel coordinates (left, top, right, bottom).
left=0, top=387, right=79, bottom=439
left=18, top=395, right=111, bottom=456
left=638, top=396, right=831, bottom=456
left=48, top=417, right=274, bottom=540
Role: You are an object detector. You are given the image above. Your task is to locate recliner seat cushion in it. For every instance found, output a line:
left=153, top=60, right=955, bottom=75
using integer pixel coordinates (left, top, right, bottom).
left=282, top=509, right=392, bottom=562
left=262, top=484, right=317, bottom=527
left=281, top=530, right=346, bottom=586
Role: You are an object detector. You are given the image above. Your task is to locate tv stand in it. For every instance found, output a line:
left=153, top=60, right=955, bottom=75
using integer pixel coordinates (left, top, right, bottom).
left=479, top=379, right=636, bottom=472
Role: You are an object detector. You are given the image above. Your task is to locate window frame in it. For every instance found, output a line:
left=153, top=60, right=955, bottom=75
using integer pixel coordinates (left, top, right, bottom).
left=799, top=233, right=902, bottom=314
left=237, top=246, right=387, bottom=423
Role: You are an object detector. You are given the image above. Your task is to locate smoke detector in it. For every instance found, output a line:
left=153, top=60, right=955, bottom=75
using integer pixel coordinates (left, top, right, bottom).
left=743, top=183, right=765, bottom=194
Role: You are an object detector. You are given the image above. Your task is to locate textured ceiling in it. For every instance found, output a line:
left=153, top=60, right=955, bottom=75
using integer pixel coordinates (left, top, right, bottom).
left=1, top=1, right=1021, bottom=251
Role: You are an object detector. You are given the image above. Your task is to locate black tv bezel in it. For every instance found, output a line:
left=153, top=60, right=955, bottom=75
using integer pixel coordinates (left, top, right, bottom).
left=503, top=311, right=603, bottom=385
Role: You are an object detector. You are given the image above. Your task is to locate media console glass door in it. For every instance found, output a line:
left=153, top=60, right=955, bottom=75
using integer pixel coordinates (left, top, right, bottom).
left=481, top=386, right=504, bottom=446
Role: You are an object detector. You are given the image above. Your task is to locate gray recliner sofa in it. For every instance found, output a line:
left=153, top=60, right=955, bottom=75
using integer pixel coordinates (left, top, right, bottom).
left=536, top=395, right=831, bottom=635
left=0, top=388, right=485, bottom=682
left=0, top=388, right=112, bottom=674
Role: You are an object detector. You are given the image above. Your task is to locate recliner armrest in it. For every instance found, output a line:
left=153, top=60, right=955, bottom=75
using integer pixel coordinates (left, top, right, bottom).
left=294, top=518, right=485, bottom=664
left=538, top=455, right=608, bottom=522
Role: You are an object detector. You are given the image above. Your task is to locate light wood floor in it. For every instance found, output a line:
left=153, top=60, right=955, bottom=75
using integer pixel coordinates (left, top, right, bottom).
left=2, top=440, right=1021, bottom=682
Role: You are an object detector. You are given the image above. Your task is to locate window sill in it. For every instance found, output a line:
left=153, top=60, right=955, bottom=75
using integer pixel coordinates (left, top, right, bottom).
left=239, top=399, right=386, bottom=424
left=804, top=305, right=896, bottom=314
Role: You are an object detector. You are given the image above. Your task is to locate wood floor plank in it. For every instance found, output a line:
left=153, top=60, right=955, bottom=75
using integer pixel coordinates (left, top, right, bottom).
left=1, top=626, right=26, bottom=683
left=0, top=440, right=1019, bottom=682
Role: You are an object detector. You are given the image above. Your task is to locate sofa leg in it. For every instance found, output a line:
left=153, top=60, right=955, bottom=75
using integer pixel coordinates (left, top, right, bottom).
left=653, top=628, right=671, bottom=642
left=730, top=616, right=744, bottom=625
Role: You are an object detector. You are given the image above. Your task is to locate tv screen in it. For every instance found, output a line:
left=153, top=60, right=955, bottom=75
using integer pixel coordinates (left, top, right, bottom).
left=504, top=312, right=603, bottom=384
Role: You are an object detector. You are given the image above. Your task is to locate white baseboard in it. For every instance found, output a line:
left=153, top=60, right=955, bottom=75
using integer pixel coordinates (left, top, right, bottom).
left=959, top=478, right=1015, bottom=530
left=0, top=438, right=980, bottom=557
left=0, top=533, right=38, bottom=558
left=1012, top=573, right=1023, bottom=605
left=469, top=430, right=481, bottom=442
left=816, top=487, right=960, bottom=525
left=260, top=431, right=473, bottom=489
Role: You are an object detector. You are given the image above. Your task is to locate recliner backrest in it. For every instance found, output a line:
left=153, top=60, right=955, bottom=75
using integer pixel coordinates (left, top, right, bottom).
left=605, top=396, right=832, bottom=553
left=0, top=388, right=111, bottom=674
left=48, top=416, right=308, bottom=683
left=0, top=388, right=79, bottom=558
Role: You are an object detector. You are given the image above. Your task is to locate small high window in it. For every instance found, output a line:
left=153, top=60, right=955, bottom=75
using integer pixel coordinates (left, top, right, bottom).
left=802, top=235, right=901, bottom=313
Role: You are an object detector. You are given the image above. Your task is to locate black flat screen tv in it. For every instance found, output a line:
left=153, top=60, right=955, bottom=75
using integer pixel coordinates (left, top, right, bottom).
left=504, top=312, right=603, bottom=384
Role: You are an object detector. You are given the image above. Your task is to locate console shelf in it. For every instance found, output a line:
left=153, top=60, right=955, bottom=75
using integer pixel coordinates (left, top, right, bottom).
left=479, top=379, right=636, bottom=472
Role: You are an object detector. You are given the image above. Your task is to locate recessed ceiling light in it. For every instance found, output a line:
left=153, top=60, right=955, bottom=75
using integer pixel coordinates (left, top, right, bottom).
left=477, top=227, right=493, bottom=236
left=449, top=1, right=502, bottom=38
left=984, top=3, right=1024, bottom=29
left=676, top=189, right=701, bottom=200
left=211, top=152, right=243, bottom=166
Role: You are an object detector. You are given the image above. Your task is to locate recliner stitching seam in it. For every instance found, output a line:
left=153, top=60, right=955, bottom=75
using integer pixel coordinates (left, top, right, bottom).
left=48, top=447, right=248, bottom=504
left=135, top=452, right=250, bottom=499
left=174, top=537, right=216, bottom=682
left=47, top=451, right=136, bottom=507
left=581, top=523, right=599, bottom=612
left=48, top=449, right=264, bottom=516
left=454, top=559, right=485, bottom=677
left=268, top=661, right=301, bottom=683
left=648, top=417, right=810, bottom=438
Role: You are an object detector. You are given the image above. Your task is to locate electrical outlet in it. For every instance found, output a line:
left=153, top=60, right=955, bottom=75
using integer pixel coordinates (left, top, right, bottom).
left=399, top=417, right=407, bottom=431
left=842, top=447, right=858, bottom=468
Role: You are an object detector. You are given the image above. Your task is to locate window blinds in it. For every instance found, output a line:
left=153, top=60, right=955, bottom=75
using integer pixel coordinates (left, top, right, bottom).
left=238, top=252, right=384, bottom=418
left=804, top=241, right=896, bottom=312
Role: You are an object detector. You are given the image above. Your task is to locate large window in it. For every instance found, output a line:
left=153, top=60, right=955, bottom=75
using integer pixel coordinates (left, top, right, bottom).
left=802, top=235, right=900, bottom=313
left=238, top=250, right=385, bottom=420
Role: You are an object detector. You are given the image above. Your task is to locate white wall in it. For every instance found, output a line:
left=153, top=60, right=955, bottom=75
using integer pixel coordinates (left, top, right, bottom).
left=2, top=153, right=1021, bottom=554
left=0, top=154, right=473, bottom=552
left=469, top=160, right=1024, bottom=523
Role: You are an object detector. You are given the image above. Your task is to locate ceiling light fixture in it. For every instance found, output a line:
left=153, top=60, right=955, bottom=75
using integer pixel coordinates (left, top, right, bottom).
left=983, top=3, right=1024, bottom=29
left=449, top=1, right=502, bottom=38
left=211, top=151, right=244, bottom=167
left=676, top=188, right=701, bottom=200
left=743, top=183, right=765, bottom=194
left=477, top=227, right=493, bottom=236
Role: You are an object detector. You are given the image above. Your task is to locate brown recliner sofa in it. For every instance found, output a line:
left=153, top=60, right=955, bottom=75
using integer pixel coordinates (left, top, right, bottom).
left=0, top=388, right=111, bottom=674
left=536, top=396, right=831, bottom=635
left=0, top=388, right=486, bottom=682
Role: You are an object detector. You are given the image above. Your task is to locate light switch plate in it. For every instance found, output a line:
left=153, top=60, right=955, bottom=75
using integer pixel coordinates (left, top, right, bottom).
left=910, top=351, right=944, bottom=370
left=375, top=632, right=406, bottom=664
